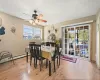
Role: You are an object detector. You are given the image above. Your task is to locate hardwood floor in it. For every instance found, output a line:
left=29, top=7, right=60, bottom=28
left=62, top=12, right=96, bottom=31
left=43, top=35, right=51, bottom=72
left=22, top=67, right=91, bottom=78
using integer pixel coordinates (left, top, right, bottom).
left=0, top=57, right=100, bottom=80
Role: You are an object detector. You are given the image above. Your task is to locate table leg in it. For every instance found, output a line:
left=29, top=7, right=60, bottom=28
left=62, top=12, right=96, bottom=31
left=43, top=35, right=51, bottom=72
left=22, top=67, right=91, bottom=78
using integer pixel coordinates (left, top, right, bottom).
left=49, top=61, right=51, bottom=76
left=26, top=52, right=28, bottom=62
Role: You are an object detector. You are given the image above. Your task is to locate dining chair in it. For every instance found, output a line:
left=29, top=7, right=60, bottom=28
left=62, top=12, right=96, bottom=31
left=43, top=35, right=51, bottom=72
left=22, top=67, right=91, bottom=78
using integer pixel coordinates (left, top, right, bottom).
left=45, top=42, right=50, bottom=46
left=50, top=42, right=56, bottom=47
left=29, top=43, right=37, bottom=68
left=52, top=44, right=60, bottom=72
left=34, top=44, right=48, bottom=71
left=45, top=42, right=56, bottom=47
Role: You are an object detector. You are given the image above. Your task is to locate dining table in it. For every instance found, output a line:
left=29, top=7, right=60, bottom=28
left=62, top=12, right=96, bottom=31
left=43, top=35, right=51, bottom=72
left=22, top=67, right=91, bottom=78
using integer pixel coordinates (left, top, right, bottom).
left=25, top=45, right=62, bottom=76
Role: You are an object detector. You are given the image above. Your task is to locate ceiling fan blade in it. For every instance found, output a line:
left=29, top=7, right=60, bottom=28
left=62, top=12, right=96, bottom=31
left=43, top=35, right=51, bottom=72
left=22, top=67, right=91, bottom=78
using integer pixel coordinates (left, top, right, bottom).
left=39, top=19, right=47, bottom=23
left=37, top=14, right=43, bottom=19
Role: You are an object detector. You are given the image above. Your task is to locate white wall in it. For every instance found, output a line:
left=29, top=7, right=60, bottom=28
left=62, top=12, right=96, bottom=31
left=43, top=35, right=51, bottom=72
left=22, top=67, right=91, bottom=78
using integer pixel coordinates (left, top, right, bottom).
left=96, top=9, right=100, bottom=68
left=44, top=25, right=61, bottom=41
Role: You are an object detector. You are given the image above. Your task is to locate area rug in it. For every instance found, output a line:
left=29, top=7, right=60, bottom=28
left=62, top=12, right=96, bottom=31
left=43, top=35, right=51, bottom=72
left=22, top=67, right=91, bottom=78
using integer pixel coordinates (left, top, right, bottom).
left=60, top=55, right=77, bottom=63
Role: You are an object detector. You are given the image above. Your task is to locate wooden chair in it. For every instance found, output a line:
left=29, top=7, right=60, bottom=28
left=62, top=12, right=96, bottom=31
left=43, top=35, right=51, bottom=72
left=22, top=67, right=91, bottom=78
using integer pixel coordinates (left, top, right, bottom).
left=45, top=42, right=50, bottom=46
left=45, top=42, right=56, bottom=47
left=52, top=44, right=60, bottom=72
left=30, top=44, right=48, bottom=71
left=29, top=43, right=37, bottom=68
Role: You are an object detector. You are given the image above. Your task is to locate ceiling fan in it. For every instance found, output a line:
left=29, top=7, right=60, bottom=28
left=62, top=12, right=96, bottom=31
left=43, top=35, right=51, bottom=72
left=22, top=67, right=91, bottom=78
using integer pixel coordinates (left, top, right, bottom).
left=24, top=10, right=47, bottom=25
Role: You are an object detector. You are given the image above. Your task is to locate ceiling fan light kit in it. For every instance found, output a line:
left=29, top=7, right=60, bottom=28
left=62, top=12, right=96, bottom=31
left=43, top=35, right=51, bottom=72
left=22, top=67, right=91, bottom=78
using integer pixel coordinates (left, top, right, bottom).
left=29, top=19, right=33, bottom=24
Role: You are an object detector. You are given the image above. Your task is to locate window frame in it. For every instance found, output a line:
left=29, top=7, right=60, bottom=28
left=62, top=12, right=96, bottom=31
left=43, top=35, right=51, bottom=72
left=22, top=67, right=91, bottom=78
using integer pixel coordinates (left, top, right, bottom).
left=23, top=25, right=42, bottom=40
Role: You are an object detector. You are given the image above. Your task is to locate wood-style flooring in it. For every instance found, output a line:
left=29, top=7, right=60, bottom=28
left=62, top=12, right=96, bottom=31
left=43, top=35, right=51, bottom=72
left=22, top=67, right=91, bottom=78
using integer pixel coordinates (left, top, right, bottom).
left=0, top=57, right=100, bottom=80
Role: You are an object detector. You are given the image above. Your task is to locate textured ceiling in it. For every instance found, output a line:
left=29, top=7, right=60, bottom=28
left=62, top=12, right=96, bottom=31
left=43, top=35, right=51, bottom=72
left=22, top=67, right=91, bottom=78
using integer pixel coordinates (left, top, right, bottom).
left=0, top=0, right=100, bottom=25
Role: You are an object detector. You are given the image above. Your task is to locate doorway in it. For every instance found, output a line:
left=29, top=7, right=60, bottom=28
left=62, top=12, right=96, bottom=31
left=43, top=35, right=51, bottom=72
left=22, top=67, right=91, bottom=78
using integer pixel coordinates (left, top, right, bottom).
left=62, top=24, right=90, bottom=60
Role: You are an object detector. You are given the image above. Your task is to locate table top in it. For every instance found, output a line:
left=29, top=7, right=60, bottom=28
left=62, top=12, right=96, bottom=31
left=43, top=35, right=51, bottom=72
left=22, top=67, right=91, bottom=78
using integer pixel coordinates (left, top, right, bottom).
left=41, top=46, right=55, bottom=52
left=26, top=46, right=62, bottom=52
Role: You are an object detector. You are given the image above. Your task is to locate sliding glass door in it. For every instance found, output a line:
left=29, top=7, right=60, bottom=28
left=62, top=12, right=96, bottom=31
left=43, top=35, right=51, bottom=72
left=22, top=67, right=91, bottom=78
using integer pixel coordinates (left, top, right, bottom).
left=62, top=25, right=90, bottom=59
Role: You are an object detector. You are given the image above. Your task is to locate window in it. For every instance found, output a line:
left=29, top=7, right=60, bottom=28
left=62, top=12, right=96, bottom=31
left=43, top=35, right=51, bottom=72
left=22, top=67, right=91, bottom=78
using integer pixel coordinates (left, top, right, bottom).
left=23, top=25, right=42, bottom=39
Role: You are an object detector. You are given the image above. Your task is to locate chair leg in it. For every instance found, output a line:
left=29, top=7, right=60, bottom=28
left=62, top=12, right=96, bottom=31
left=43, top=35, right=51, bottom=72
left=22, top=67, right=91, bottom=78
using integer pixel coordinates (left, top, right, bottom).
left=57, top=56, right=58, bottom=65
left=39, top=60, right=42, bottom=71
left=34, top=58, right=36, bottom=68
left=30, top=55, right=32, bottom=66
left=26, top=52, right=28, bottom=62
left=54, top=60, right=56, bottom=72
left=59, top=55, right=60, bottom=66
left=41, top=59, right=43, bottom=67
left=35, top=58, right=37, bottom=68
left=49, top=61, right=51, bottom=76
left=46, top=59, right=48, bottom=68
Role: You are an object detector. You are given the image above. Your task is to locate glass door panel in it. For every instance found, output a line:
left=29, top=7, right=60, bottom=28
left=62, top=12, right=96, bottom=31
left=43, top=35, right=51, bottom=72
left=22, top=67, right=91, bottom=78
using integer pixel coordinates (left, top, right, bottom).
left=67, top=27, right=75, bottom=55
left=75, top=26, right=89, bottom=59
left=83, top=26, right=89, bottom=58
left=64, top=27, right=68, bottom=54
left=62, top=27, right=65, bottom=54
left=75, top=27, right=80, bottom=56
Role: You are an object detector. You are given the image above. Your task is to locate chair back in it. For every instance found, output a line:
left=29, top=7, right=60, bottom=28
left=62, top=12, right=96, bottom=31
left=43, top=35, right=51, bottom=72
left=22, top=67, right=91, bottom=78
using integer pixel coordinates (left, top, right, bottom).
left=29, top=43, right=36, bottom=57
left=45, top=42, right=56, bottom=47
left=50, top=42, right=56, bottom=47
left=41, top=42, right=45, bottom=45
left=52, top=44, right=59, bottom=59
left=45, top=42, right=50, bottom=46
left=35, top=44, right=42, bottom=59
left=29, top=42, right=35, bottom=44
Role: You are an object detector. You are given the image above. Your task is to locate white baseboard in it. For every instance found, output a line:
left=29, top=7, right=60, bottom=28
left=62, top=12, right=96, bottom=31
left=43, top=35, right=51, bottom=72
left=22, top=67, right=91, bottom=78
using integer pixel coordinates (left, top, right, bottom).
left=13, top=54, right=27, bottom=60
left=0, top=54, right=30, bottom=64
